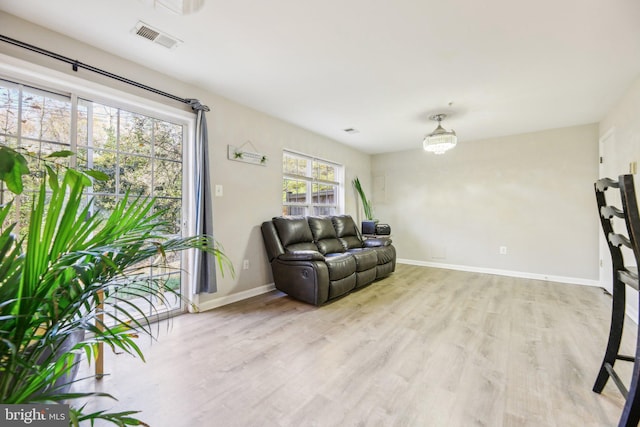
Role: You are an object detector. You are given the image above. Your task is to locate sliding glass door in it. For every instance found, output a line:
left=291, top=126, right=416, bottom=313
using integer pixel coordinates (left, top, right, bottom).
left=0, top=78, right=187, bottom=318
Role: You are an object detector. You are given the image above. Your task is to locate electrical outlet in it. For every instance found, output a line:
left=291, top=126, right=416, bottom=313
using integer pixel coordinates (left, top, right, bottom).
left=243, top=259, right=249, bottom=270
left=499, top=246, right=507, bottom=255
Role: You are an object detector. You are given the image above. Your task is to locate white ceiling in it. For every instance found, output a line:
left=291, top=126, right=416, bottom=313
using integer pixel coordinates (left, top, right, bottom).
left=2, top=0, right=640, bottom=154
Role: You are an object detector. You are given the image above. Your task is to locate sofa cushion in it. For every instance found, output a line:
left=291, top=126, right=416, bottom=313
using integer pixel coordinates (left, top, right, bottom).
left=364, top=237, right=392, bottom=247
left=308, top=216, right=344, bottom=255
left=332, top=215, right=360, bottom=237
left=332, top=215, right=364, bottom=249
left=324, top=252, right=356, bottom=280
left=273, top=216, right=317, bottom=252
left=328, top=273, right=357, bottom=299
left=355, top=268, right=377, bottom=288
left=347, top=248, right=378, bottom=272
left=316, top=240, right=344, bottom=255
left=376, top=262, right=394, bottom=278
left=376, top=245, right=396, bottom=265
left=308, top=216, right=337, bottom=239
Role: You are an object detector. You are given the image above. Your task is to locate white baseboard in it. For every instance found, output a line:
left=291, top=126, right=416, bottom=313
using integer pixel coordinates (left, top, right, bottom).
left=193, top=283, right=276, bottom=312
left=397, top=258, right=601, bottom=288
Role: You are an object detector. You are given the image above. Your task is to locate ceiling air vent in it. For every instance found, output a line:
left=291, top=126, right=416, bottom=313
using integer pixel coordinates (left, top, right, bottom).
left=133, top=21, right=183, bottom=49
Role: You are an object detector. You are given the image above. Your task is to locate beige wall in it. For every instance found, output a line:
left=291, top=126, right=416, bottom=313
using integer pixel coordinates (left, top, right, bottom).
left=371, top=124, right=600, bottom=283
left=0, top=12, right=371, bottom=309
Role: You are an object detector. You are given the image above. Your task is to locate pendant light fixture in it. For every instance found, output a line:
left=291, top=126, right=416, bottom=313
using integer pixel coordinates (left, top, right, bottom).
left=423, top=113, right=457, bottom=155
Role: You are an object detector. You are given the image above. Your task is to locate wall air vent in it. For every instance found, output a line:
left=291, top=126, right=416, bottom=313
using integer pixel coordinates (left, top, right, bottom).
left=133, top=21, right=183, bottom=49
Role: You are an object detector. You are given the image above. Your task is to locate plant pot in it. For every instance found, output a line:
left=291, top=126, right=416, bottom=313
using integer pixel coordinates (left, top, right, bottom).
left=37, top=329, right=86, bottom=395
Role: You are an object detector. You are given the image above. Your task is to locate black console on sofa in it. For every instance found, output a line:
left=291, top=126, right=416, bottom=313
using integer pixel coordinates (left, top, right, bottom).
left=261, top=215, right=396, bottom=305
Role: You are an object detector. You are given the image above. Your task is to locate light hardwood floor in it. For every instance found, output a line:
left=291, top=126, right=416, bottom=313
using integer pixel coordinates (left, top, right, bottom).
left=80, top=264, right=635, bottom=426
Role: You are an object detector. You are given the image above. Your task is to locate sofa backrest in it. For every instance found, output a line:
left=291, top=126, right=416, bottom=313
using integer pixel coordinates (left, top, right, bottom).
left=308, top=216, right=345, bottom=255
left=332, top=215, right=364, bottom=249
left=263, top=215, right=365, bottom=259
left=272, top=216, right=317, bottom=252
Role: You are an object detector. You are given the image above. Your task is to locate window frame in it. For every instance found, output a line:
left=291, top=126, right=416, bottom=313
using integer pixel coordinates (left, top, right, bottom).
left=282, top=149, right=344, bottom=216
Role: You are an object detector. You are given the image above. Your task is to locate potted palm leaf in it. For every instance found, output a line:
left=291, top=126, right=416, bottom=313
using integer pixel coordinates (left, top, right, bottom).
left=0, top=145, right=232, bottom=426
left=352, top=176, right=376, bottom=234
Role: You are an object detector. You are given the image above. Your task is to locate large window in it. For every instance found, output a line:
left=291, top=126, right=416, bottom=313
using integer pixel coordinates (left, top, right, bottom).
left=0, top=81, right=73, bottom=228
left=282, top=150, right=343, bottom=216
left=0, top=78, right=187, bottom=316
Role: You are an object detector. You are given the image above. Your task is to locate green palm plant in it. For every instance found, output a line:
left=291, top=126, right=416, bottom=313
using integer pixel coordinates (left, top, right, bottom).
left=0, top=147, right=232, bottom=426
left=352, top=176, right=374, bottom=220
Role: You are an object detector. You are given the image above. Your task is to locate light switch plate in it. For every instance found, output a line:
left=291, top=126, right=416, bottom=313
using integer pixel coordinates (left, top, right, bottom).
left=215, top=184, right=223, bottom=197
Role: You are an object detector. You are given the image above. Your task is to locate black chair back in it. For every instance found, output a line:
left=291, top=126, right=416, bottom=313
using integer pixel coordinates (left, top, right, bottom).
left=593, top=174, right=640, bottom=426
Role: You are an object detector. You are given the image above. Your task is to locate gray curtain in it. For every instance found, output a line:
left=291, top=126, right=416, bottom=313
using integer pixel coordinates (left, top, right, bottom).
left=188, top=99, right=217, bottom=294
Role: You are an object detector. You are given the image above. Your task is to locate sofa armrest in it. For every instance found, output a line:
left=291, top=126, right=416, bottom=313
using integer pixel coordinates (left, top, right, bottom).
left=364, top=237, right=392, bottom=247
left=279, top=250, right=325, bottom=261
left=272, top=258, right=330, bottom=305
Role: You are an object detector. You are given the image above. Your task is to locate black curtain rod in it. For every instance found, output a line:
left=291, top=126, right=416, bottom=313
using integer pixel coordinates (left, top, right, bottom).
left=0, top=34, right=191, bottom=105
